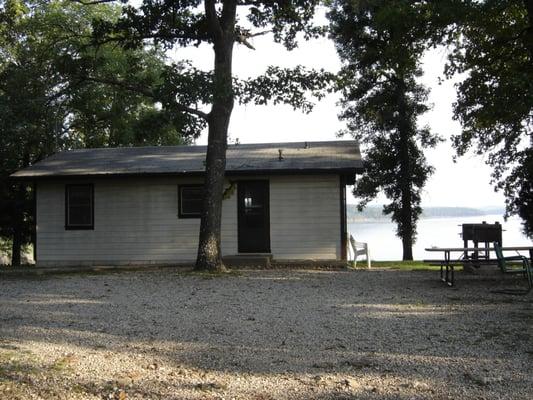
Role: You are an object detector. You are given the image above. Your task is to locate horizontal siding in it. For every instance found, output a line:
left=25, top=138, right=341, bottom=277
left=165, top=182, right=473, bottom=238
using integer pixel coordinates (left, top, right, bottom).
left=269, top=175, right=340, bottom=260
left=36, top=174, right=342, bottom=265
left=36, top=178, right=237, bottom=264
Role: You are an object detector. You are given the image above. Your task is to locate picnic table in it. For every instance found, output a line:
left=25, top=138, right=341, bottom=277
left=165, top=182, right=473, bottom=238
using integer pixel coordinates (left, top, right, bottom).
left=424, top=246, right=533, bottom=286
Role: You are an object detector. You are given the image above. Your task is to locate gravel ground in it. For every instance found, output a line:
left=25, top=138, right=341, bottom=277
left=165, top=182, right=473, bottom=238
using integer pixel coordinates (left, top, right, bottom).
left=0, top=268, right=532, bottom=400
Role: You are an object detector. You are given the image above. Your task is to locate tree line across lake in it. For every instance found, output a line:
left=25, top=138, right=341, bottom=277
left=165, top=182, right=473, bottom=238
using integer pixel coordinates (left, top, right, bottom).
left=1, top=1, right=531, bottom=266
left=347, top=206, right=506, bottom=222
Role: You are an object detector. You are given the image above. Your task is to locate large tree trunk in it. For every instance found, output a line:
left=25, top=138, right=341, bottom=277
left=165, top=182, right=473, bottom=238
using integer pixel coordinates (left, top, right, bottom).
left=397, top=80, right=414, bottom=261
left=399, top=149, right=414, bottom=261
left=195, top=1, right=236, bottom=271
left=400, top=209, right=414, bottom=260
left=195, top=106, right=232, bottom=271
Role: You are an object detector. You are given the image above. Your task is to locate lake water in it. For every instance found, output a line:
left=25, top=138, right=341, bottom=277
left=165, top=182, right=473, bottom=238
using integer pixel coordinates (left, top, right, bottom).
left=348, top=214, right=532, bottom=261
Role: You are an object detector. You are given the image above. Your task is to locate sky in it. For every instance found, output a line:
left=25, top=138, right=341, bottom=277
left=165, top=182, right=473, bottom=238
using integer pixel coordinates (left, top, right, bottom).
left=171, top=24, right=505, bottom=209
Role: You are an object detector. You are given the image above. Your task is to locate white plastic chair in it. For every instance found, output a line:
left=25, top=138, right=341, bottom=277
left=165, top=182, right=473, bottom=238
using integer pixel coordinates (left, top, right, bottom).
left=348, top=234, right=371, bottom=268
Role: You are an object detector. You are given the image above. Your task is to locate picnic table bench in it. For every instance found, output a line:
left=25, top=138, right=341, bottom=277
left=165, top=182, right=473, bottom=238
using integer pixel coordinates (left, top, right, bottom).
left=424, top=245, right=533, bottom=289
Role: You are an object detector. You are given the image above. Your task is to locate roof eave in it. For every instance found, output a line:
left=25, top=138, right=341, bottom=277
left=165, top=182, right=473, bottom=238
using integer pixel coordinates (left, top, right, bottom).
left=10, top=166, right=363, bottom=182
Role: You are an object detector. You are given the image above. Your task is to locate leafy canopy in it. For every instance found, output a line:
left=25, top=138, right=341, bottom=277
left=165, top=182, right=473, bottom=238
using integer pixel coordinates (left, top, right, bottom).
left=431, top=0, right=533, bottom=236
left=0, top=0, right=190, bottom=254
left=329, top=0, right=441, bottom=258
left=87, top=0, right=335, bottom=133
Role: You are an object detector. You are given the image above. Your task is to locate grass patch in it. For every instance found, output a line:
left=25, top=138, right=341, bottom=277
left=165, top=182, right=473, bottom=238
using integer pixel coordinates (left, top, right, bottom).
left=0, top=348, right=84, bottom=398
left=0, top=350, right=39, bottom=380
left=362, top=260, right=440, bottom=271
left=51, top=354, right=77, bottom=372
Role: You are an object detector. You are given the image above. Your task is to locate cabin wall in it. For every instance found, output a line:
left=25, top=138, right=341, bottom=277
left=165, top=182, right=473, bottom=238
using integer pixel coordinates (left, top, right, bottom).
left=35, top=175, right=342, bottom=266
left=36, top=177, right=237, bottom=266
left=269, top=175, right=341, bottom=260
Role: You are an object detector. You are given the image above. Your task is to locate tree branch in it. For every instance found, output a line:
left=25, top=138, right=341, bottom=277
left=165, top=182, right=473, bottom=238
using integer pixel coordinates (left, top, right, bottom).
left=248, top=30, right=271, bottom=38
left=235, top=29, right=271, bottom=50
left=89, top=32, right=208, bottom=49
left=81, top=76, right=210, bottom=120
left=236, top=36, right=255, bottom=49
left=70, top=0, right=116, bottom=5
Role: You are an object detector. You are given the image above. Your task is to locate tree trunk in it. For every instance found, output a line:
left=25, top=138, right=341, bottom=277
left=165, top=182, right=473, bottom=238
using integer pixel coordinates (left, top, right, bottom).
left=399, top=153, right=414, bottom=261
left=195, top=1, right=236, bottom=271
left=397, top=79, right=414, bottom=261
left=400, top=222, right=414, bottom=260
left=195, top=108, right=232, bottom=271
left=11, top=185, right=24, bottom=267
left=11, top=226, right=22, bottom=267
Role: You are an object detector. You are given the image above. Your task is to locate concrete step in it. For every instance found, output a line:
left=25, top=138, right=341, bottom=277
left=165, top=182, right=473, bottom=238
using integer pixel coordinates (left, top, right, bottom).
left=223, top=254, right=272, bottom=268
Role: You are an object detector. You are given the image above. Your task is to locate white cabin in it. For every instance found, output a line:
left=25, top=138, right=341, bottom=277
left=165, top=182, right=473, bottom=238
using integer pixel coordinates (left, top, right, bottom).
left=12, top=141, right=363, bottom=267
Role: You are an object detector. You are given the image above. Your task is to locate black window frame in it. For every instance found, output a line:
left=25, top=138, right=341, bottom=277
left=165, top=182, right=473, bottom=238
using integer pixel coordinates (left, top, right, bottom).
left=65, top=184, right=94, bottom=230
left=178, top=184, right=203, bottom=219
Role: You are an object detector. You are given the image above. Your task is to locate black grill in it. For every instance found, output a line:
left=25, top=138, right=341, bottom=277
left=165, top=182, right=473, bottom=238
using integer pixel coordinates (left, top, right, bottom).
left=461, top=221, right=502, bottom=262
left=461, top=222, right=502, bottom=245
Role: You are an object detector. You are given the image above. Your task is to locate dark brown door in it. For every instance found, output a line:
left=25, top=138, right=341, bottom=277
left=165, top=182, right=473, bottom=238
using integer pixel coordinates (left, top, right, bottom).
left=238, top=180, right=270, bottom=253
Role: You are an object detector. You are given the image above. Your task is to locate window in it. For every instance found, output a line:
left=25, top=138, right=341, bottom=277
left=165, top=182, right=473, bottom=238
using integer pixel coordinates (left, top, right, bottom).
left=65, top=184, right=94, bottom=230
left=178, top=185, right=203, bottom=218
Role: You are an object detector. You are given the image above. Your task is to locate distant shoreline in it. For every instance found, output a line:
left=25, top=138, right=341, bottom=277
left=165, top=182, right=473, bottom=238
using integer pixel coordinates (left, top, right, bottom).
left=347, top=205, right=505, bottom=223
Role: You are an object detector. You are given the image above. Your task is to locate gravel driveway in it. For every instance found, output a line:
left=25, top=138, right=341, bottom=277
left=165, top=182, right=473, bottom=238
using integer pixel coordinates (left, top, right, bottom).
left=0, top=268, right=531, bottom=399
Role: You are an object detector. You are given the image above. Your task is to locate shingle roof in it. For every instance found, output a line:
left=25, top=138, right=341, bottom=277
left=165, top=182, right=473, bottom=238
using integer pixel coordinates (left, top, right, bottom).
left=11, top=140, right=363, bottom=179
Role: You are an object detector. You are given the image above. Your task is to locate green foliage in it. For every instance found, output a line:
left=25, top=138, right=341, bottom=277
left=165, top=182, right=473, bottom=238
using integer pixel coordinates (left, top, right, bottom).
left=0, top=237, right=11, bottom=257
left=0, top=0, right=190, bottom=262
left=222, top=181, right=236, bottom=200
left=332, top=0, right=532, bottom=240
left=433, top=0, right=533, bottom=237
left=329, top=0, right=441, bottom=259
left=89, top=1, right=333, bottom=128
left=92, top=0, right=325, bottom=51
left=236, top=66, right=335, bottom=112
